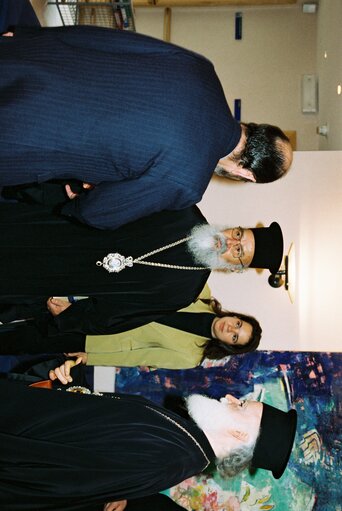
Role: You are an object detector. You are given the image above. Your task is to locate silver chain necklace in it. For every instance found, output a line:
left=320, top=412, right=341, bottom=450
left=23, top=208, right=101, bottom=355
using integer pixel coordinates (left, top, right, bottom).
left=96, top=236, right=208, bottom=273
left=145, top=405, right=211, bottom=469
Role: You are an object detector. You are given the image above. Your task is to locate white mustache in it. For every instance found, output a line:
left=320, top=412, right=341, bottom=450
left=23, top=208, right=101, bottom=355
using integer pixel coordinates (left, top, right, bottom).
left=187, top=224, right=239, bottom=271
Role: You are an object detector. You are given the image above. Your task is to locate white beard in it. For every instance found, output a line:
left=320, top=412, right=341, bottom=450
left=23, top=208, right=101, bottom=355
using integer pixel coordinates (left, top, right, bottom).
left=186, top=394, right=239, bottom=433
left=187, top=224, right=243, bottom=272
left=187, top=395, right=258, bottom=465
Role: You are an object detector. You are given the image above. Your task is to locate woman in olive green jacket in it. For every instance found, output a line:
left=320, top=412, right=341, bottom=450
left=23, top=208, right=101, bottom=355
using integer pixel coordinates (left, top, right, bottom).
left=49, top=285, right=262, bottom=382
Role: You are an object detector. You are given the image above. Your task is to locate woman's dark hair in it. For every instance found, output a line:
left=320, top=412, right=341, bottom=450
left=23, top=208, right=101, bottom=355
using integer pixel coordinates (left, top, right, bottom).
left=200, top=297, right=262, bottom=361
left=239, top=123, right=290, bottom=183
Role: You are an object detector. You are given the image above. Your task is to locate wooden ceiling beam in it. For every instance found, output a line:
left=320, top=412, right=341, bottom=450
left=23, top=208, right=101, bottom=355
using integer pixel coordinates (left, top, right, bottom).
left=134, top=0, right=297, bottom=7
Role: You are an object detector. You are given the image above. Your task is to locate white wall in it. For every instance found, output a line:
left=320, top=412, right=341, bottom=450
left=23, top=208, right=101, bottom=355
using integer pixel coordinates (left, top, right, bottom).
left=316, top=0, right=342, bottom=150
left=198, top=150, right=342, bottom=352
left=135, top=5, right=318, bottom=150
left=30, top=0, right=62, bottom=26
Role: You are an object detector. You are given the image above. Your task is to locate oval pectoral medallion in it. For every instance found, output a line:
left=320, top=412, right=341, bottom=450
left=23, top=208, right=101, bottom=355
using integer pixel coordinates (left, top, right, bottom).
left=96, top=253, right=134, bottom=273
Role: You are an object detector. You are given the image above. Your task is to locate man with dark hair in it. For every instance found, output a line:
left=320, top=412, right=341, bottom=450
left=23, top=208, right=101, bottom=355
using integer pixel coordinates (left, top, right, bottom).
left=0, top=379, right=297, bottom=510
left=215, top=122, right=293, bottom=184
left=0, top=202, right=282, bottom=353
left=0, top=26, right=292, bottom=230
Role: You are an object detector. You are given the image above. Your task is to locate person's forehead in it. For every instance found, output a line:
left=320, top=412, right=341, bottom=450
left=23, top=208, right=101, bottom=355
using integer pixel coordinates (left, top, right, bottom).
left=240, top=321, right=253, bottom=340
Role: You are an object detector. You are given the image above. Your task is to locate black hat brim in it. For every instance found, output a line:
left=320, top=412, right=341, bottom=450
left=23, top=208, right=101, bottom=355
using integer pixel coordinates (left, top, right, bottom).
left=251, top=405, right=297, bottom=479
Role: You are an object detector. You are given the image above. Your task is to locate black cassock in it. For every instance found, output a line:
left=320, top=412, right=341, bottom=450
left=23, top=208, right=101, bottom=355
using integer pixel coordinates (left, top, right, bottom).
left=0, top=203, right=210, bottom=334
left=0, top=380, right=215, bottom=511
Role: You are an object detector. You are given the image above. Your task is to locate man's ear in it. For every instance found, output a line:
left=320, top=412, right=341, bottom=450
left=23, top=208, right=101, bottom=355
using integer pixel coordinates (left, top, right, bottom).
left=227, top=429, right=249, bottom=442
left=231, top=166, right=256, bottom=182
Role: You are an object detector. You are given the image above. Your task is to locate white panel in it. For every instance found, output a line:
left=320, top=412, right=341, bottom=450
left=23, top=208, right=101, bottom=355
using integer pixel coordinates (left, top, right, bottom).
left=302, top=4, right=317, bottom=14
left=94, top=366, right=116, bottom=393
left=302, top=74, right=318, bottom=113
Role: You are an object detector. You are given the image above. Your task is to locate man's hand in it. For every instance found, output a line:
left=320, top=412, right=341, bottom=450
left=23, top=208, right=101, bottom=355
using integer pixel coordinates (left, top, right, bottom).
left=103, top=500, right=127, bottom=511
left=2, top=32, right=14, bottom=37
left=49, top=356, right=83, bottom=385
left=46, top=297, right=72, bottom=316
left=65, top=352, right=88, bottom=364
left=65, top=182, right=94, bottom=200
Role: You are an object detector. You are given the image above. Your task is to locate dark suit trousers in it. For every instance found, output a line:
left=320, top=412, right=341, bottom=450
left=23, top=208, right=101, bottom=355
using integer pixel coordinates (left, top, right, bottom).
left=0, top=320, right=86, bottom=355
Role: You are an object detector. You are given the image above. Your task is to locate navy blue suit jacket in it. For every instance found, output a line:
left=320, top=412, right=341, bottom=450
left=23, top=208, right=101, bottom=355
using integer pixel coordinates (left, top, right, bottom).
left=0, top=0, right=39, bottom=32
left=0, top=26, right=240, bottom=229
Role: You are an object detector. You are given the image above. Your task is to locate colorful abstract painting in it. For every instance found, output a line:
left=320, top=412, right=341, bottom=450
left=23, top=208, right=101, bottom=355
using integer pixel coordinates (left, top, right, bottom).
left=114, top=351, right=342, bottom=511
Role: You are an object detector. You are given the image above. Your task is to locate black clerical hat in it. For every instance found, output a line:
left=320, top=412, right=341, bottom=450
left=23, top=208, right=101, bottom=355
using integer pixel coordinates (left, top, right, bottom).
left=250, top=222, right=283, bottom=274
left=251, top=403, right=297, bottom=479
